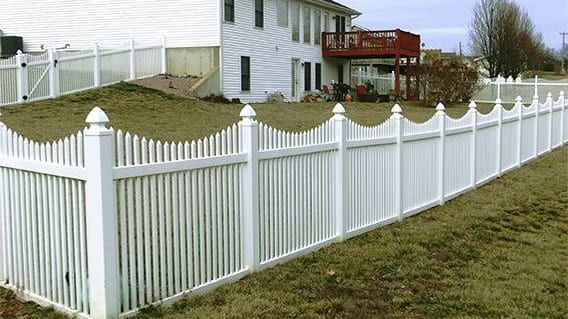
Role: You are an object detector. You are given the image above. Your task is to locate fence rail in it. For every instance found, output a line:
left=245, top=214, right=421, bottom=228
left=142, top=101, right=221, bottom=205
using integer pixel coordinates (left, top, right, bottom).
left=0, top=38, right=166, bottom=107
left=0, top=93, right=566, bottom=318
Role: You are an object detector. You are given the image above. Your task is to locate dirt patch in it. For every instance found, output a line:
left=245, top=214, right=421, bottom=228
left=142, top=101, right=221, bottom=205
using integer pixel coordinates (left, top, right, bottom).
left=132, top=74, right=200, bottom=98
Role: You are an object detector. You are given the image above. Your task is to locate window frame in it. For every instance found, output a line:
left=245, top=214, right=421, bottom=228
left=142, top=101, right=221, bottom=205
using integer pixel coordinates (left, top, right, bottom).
left=314, top=9, right=321, bottom=45
left=304, top=62, right=312, bottom=92
left=315, top=63, right=322, bottom=91
left=241, top=56, right=251, bottom=92
left=303, top=6, right=311, bottom=44
left=255, top=0, right=264, bottom=28
left=277, top=0, right=289, bottom=28
left=224, top=0, right=235, bottom=23
left=291, top=1, right=300, bottom=42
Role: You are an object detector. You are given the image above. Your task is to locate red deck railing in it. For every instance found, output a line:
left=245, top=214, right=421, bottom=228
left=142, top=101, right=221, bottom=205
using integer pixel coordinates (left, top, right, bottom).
left=322, top=29, right=421, bottom=58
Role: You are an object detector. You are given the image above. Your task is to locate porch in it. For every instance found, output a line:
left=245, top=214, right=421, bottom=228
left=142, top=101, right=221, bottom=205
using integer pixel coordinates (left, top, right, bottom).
left=322, top=29, right=421, bottom=100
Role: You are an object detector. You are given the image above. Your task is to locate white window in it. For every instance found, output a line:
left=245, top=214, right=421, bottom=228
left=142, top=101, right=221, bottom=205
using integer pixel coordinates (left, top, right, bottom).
left=303, top=6, right=311, bottom=44
left=277, top=0, right=289, bottom=27
left=314, top=9, right=321, bottom=45
left=291, top=1, right=300, bottom=42
left=324, top=12, right=330, bottom=32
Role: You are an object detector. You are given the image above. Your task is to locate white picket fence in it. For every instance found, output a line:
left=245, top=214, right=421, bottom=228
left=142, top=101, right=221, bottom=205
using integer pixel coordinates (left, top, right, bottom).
left=0, top=93, right=566, bottom=318
left=475, top=75, right=568, bottom=103
left=351, top=69, right=407, bottom=95
left=0, top=38, right=166, bottom=107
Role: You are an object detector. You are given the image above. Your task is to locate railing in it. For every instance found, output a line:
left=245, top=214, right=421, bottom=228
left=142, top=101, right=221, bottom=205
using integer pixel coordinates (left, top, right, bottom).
left=0, top=38, right=166, bottom=107
left=0, top=94, right=566, bottom=318
left=322, top=29, right=420, bottom=58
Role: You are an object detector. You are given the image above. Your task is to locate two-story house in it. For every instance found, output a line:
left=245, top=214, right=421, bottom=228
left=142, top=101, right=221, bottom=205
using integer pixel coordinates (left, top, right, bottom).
left=0, top=0, right=363, bottom=103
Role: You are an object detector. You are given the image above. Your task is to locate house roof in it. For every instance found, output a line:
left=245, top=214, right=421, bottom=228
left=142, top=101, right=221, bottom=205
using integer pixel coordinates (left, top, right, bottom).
left=307, top=0, right=362, bottom=16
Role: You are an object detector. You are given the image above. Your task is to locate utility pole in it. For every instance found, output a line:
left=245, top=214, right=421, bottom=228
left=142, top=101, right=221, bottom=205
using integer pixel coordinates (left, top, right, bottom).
left=561, top=32, right=567, bottom=73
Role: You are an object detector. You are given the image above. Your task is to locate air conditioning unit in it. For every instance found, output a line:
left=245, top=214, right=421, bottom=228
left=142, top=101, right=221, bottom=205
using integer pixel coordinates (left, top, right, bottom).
left=0, top=30, right=23, bottom=58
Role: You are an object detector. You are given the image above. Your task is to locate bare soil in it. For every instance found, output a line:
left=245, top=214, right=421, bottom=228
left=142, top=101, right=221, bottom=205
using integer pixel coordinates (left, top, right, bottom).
left=132, top=74, right=200, bottom=98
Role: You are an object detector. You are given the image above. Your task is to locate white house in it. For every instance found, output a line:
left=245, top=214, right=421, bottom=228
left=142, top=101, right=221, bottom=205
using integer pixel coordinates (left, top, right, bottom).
left=0, top=0, right=362, bottom=103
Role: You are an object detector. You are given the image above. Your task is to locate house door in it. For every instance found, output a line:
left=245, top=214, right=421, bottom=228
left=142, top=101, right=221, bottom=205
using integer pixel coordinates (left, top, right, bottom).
left=291, top=59, right=301, bottom=102
left=335, top=15, right=346, bottom=33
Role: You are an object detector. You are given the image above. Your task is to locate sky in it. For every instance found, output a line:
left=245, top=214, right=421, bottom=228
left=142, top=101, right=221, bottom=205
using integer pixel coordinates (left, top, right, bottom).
left=340, top=0, right=568, bottom=54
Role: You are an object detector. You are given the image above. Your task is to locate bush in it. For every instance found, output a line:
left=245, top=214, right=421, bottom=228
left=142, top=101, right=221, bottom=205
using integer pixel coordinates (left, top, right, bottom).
left=202, top=93, right=232, bottom=104
left=420, top=53, right=480, bottom=106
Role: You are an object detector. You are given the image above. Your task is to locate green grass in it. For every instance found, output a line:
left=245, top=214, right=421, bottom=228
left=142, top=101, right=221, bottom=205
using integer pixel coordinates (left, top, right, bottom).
left=0, top=83, right=566, bottom=318
left=0, top=82, right=497, bottom=143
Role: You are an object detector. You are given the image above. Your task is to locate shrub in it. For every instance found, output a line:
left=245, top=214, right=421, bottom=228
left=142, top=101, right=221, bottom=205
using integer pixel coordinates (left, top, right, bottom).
left=420, top=53, right=480, bottom=106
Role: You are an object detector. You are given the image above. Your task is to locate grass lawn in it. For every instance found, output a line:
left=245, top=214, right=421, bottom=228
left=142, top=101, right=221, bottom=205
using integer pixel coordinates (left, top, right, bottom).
left=0, top=83, right=566, bottom=318
left=0, top=82, right=498, bottom=143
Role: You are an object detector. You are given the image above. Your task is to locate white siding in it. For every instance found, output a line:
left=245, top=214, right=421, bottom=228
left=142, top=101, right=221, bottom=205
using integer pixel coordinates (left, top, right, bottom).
left=0, top=0, right=220, bottom=50
left=221, top=0, right=351, bottom=103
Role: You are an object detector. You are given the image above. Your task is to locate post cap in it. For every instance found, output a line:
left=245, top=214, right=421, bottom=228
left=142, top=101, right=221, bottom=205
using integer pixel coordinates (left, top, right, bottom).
left=435, top=102, right=446, bottom=111
left=515, top=96, right=523, bottom=103
left=391, top=103, right=402, bottom=114
left=560, top=91, right=565, bottom=97
left=468, top=101, right=477, bottom=109
left=332, top=103, right=346, bottom=115
left=239, top=104, right=257, bottom=125
left=547, top=92, right=553, bottom=99
left=85, top=107, right=110, bottom=133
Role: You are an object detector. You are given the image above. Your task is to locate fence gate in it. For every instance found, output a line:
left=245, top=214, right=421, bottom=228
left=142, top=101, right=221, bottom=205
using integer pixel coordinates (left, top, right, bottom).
left=24, top=52, right=53, bottom=102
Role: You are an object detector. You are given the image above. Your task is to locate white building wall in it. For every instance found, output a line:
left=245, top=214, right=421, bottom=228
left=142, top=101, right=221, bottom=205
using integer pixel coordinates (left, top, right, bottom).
left=221, top=0, right=352, bottom=103
left=0, top=0, right=220, bottom=51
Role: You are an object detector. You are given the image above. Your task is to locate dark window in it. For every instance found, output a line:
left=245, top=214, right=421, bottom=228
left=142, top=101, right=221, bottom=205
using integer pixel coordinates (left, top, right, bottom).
left=335, top=15, right=346, bottom=33
left=255, top=0, right=264, bottom=28
left=315, top=63, right=322, bottom=90
left=241, top=56, right=251, bottom=91
left=225, top=0, right=234, bottom=22
left=304, top=62, right=311, bottom=91
left=337, top=64, right=344, bottom=84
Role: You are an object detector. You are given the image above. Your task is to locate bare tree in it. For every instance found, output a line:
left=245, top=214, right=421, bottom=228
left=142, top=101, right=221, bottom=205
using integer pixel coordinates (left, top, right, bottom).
left=469, top=0, right=544, bottom=77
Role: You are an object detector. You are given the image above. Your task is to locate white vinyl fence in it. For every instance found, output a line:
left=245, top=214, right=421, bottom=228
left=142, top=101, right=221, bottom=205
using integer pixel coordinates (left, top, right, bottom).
left=0, top=93, right=566, bottom=318
left=475, top=75, right=568, bottom=103
left=0, top=38, right=166, bottom=107
left=351, top=69, right=407, bottom=96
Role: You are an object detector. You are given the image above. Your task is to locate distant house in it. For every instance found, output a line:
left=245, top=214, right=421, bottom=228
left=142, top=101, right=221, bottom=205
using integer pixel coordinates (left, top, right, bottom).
left=0, top=0, right=420, bottom=103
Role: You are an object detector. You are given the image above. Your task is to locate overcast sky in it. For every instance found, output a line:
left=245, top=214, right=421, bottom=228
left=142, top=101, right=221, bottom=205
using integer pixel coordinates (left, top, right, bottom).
left=341, top=0, right=568, bottom=54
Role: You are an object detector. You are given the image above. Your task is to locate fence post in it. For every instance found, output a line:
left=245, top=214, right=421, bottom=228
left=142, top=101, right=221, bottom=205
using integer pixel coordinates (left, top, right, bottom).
left=94, top=44, right=101, bottom=87
left=533, top=85, right=539, bottom=159
left=516, top=96, right=523, bottom=168
left=391, top=104, right=404, bottom=220
left=48, top=48, right=60, bottom=98
left=84, top=107, right=120, bottom=319
left=546, top=92, right=553, bottom=152
left=333, top=103, right=347, bottom=241
left=129, top=38, right=136, bottom=80
left=239, top=104, right=260, bottom=272
left=496, top=98, right=503, bottom=176
left=436, top=103, right=446, bottom=205
left=0, top=111, right=5, bottom=284
left=560, top=91, right=565, bottom=145
left=15, top=51, right=29, bottom=103
left=468, top=101, right=478, bottom=189
left=161, top=36, right=167, bottom=74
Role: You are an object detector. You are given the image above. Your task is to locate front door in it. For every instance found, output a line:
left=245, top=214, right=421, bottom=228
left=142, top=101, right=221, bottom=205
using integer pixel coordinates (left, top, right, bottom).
left=291, top=59, right=301, bottom=102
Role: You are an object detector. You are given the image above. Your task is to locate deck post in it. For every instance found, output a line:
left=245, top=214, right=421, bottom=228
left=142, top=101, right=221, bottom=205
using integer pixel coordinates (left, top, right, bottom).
left=406, top=57, right=411, bottom=100
left=394, top=54, right=400, bottom=98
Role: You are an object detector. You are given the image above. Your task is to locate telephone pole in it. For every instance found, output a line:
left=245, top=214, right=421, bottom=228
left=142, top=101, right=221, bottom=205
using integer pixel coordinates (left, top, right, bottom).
left=561, top=32, right=567, bottom=73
